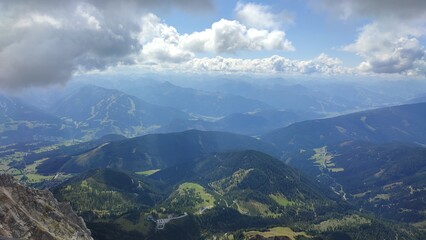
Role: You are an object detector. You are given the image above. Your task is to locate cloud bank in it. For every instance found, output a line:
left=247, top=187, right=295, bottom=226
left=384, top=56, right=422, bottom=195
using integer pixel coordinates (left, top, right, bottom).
left=134, top=53, right=349, bottom=76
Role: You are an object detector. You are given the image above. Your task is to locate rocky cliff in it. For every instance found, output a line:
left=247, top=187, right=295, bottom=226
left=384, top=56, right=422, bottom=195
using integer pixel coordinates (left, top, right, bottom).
left=0, top=174, right=92, bottom=240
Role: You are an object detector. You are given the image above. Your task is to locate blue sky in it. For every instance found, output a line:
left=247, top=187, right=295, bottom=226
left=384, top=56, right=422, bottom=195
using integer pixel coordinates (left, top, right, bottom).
left=135, top=0, right=426, bottom=76
left=158, top=0, right=424, bottom=67
left=162, top=0, right=362, bottom=62
left=0, top=0, right=425, bottom=90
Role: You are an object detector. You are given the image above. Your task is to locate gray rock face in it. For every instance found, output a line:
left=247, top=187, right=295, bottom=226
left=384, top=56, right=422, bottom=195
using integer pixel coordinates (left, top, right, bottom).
left=0, top=174, right=92, bottom=240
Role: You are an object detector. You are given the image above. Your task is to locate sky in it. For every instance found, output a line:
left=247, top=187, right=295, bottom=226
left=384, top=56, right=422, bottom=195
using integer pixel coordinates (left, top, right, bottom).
left=0, top=0, right=425, bottom=90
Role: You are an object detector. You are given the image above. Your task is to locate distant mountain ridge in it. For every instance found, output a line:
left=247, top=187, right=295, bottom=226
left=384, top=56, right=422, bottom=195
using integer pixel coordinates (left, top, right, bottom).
left=192, top=80, right=400, bottom=114
left=95, top=80, right=273, bottom=117
left=50, top=85, right=190, bottom=140
left=0, top=94, right=72, bottom=144
left=264, top=102, right=426, bottom=151
left=37, top=130, right=280, bottom=174
left=211, top=109, right=321, bottom=136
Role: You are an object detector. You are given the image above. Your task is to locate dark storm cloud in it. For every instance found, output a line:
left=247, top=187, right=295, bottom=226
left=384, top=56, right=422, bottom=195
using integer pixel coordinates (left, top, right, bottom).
left=0, top=0, right=213, bottom=90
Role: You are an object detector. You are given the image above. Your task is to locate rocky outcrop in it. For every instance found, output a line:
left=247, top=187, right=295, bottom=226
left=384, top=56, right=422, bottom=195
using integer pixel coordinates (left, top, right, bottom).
left=0, top=174, right=92, bottom=240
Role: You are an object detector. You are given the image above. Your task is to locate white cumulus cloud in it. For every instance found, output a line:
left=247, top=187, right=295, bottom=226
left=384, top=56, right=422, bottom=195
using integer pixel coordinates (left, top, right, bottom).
left=181, top=19, right=295, bottom=53
left=135, top=12, right=348, bottom=76
left=235, top=2, right=294, bottom=30
left=136, top=13, right=295, bottom=64
left=345, top=21, right=425, bottom=74
left=343, top=20, right=425, bottom=75
left=313, top=0, right=426, bottom=76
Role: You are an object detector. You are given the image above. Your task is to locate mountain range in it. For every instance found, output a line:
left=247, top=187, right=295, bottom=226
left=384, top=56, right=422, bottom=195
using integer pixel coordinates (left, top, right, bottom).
left=51, top=150, right=424, bottom=240
left=260, top=102, right=426, bottom=229
left=1, top=79, right=426, bottom=240
left=263, top=102, right=426, bottom=151
left=50, top=85, right=190, bottom=140
left=0, top=94, right=72, bottom=144
left=1, top=83, right=326, bottom=144
left=36, top=130, right=279, bottom=174
left=95, top=80, right=273, bottom=117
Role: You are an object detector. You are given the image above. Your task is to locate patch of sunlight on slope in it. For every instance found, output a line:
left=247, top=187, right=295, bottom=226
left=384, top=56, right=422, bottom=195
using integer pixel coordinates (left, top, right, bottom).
left=244, top=227, right=310, bottom=240
left=269, top=193, right=296, bottom=207
left=313, top=214, right=371, bottom=232
left=210, top=168, right=254, bottom=195
left=169, top=182, right=216, bottom=214
left=135, top=169, right=160, bottom=176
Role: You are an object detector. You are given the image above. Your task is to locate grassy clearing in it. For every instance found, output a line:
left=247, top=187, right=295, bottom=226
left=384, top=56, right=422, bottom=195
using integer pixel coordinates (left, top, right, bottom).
left=178, top=182, right=215, bottom=204
left=218, top=234, right=235, bottom=240
left=382, top=181, right=403, bottom=191
left=313, top=214, right=371, bottom=232
left=360, top=116, right=376, bottom=131
left=24, top=158, right=48, bottom=173
left=269, top=193, right=296, bottom=207
left=369, top=193, right=390, bottom=202
left=170, top=182, right=216, bottom=213
left=24, top=173, right=54, bottom=182
left=329, top=168, right=344, bottom=172
left=237, top=200, right=281, bottom=218
left=210, top=168, right=253, bottom=195
left=412, top=220, right=426, bottom=231
left=244, top=227, right=310, bottom=240
left=114, top=213, right=153, bottom=234
left=19, top=158, right=74, bottom=183
left=310, top=147, right=331, bottom=167
left=352, top=190, right=371, bottom=198
left=335, top=126, right=347, bottom=133
left=136, top=169, right=160, bottom=176
left=0, top=141, right=77, bottom=184
left=310, top=146, right=344, bottom=172
left=32, top=142, right=77, bottom=154
left=18, top=172, right=72, bottom=183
